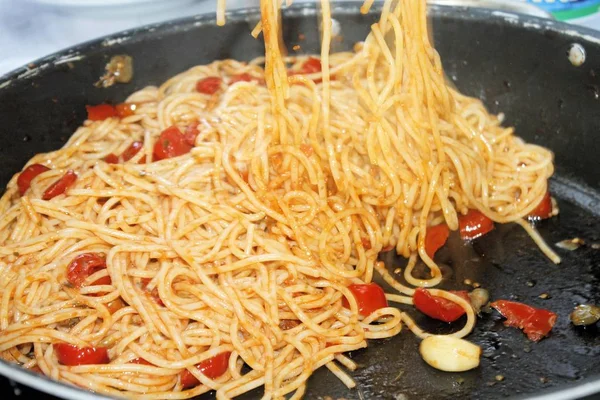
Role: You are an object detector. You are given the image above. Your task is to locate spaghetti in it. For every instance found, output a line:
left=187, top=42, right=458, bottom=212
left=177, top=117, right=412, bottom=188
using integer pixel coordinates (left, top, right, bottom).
left=0, top=0, right=556, bottom=398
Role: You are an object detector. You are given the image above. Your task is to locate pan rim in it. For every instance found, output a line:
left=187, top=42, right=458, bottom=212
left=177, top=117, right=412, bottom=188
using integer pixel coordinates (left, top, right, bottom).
left=0, top=3, right=599, bottom=400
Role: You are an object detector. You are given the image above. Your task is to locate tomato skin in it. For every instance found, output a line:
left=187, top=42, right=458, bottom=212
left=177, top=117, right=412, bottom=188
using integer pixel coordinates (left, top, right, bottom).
left=301, top=57, right=322, bottom=74
left=17, top=164, right=50, bottom=195
left=104, top=153, right=119, bottom=164
left=458, top=209, right=494, bottom=240
left=528, top=191, right=552, bottom=220
left=67, top=253, right=110, bottom=288
left=184, top=124, right=200, bottom=147
left=54, top=343, right=109, bottom=366
left=153, top=126, right=193, bottom=161
left=342, top=283, right=388, bottom=317
left=491, top=300, right=557, bottom=342
left=195, top=77, right=222, bottom=94
left=230, top=73, right=253, bottom=84
left=180, top=352, right=231, bottom=388
left=122, top=141, right=144, bottom=162
left=115, top=103, right=137, bottom=118
left=413, top=288, right=470, bottom=323
left=86, top=104, right=117, bottom=121
left=42, top=170, right=77, bottom=200
left=424, top=224, right=450, bottom=258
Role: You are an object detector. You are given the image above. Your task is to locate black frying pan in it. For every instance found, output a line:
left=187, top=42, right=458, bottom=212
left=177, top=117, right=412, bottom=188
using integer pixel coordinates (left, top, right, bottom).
left=0, top=3, right=599, bottom=399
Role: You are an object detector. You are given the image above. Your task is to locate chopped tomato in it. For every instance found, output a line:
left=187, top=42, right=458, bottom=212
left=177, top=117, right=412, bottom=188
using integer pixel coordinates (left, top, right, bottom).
left=122, top=141, right=144, bottom=162
left=195, top=77, right=222, bottom=95
left=342, top=283, right=388, bottom=317
left=153, top=126, right=193, bottom=161
left=54, top=343, right=109, bottom=366
left=131, top=358, right=152, bottom=365
left=458, top=209, right=494, bottom=240
left=180, top=352, right=231, bottom=388
left=86, top=104, right=117, bottom=121
left=67, top=253, right=110, bottom=288
left=491, top=300, right=557, bottom=342
left=115, top=103, right=137, bottom=118
left=300, top=57, right=322, bottom=74
left=279, top=319, right=300, bottom=330
left=104, top=154, right=119, bottom=164
left=106, top=298, right=126, bottom=314
left=142, top=278, right=164, bottom=306
left=424, top=224, right=449, bottom=258
left=528, top=191, right=553, bottom=220
left=42, top=170, right=77, bottom=200
left=17, top=164, right=50, bottom=195
left=184, top=124, right=200, bottom=147
left=230, top=73, right=253, bottom=83
left=413, top=288, right=471, bottom=323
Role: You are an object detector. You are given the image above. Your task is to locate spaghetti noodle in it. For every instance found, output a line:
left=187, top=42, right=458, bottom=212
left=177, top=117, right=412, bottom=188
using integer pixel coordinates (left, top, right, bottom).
left=0, top=0, right=556, bottom=398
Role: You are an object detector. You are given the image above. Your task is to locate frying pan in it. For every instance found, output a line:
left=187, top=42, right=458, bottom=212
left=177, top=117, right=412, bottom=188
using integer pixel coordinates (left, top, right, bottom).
left=0, top=3, right=600, bottom=399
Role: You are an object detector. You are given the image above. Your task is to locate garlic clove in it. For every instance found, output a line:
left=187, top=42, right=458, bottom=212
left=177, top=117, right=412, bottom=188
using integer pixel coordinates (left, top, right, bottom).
left=419, top=335, right=481, bottom=372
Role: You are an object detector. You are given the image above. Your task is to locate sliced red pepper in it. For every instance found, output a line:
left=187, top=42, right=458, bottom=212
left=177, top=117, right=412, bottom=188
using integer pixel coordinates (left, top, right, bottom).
left=491, top=300, right=557, bottom=342
left=180, top=352, right=231, bottom=388
left=67, top=253, right=111, bottom=288
left=86, top=104, right=117, bottom=121
left=195, top=77, right=222, bottom=95
left=54, top=343, right=109, bottom=366
left=458, top=209, right=494, bottom=240
left=424, top=224, right=450, bottom=259
left=115, top=103, right=137, bottom=118
left=42, top=170, right=77, bottom=200
left=17, top=164, right=50, bottom=195
left=342, top=283, right=388, bottom=317
left=153, top=126, right=193, bottom=161
left=413, top=288, right=471, bottom=323
left=528, top=191, right=553, bottom=220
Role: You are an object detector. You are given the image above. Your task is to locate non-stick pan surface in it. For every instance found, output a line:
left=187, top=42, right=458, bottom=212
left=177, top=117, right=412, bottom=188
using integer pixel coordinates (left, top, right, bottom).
left=0, top=3, right=599, bottom=400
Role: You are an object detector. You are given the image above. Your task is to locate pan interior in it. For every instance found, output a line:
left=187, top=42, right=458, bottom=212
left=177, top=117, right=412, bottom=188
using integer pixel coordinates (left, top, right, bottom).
left=0, top=4, right=599, bottom=399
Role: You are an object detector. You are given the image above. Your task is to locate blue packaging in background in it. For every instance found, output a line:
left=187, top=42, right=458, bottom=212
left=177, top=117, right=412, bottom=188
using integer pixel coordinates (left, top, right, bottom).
left=524, top=0, right=600, bottom=21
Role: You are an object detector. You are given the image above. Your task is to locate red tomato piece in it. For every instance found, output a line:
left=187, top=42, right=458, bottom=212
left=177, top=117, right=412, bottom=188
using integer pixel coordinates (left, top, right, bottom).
left=181, top=352, right=231, bottom=388
left=86, top=104, right=117, bottom=121
left=491, top=300, right=557, bottom=342
left=230, top=73, right=253, bottom=83
left=17, top=164, right=50, bottom=196
left=42, top=170, right=77, bottom=200
left=67, top=253, right=110, bottom=288
left=195, top=77, right=222, bottom=95
left=104, top=154, right=119, bottom=164
left=528, top=191, right=553, bottom=220
left=142, top=278, right=164, bottom=306
left=184, top=124, right=200, bottom=147
left=424, top=224, right=450, bottom=259
left=115, top=103, right=137, bottom=119
left=153, top=126, right=193, bottom=161
left=413, top=288, right=471, bottom=323
left=122, top=141, right=144, bottom=162
left=342, top=283, right=388, bottom=317
left=458, top=209, right=494, bottom=240
left=301, top=57, right=322, bottom=74
left=106, top=298, right=126, bottom=314
left=54, top=343, right=109, bottom=366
